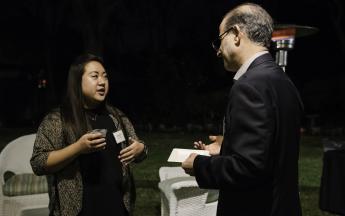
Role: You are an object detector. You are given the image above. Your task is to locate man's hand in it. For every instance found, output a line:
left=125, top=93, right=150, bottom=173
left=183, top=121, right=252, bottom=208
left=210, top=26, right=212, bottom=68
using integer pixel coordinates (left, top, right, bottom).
left=181, top=153, right=198, bottom=176
left=194, top=135, right=223, bottom=155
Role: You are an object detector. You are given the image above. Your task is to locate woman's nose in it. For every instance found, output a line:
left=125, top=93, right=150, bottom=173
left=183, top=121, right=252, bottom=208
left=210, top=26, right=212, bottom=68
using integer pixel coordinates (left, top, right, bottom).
left=98, top=77, right=106, bottom=85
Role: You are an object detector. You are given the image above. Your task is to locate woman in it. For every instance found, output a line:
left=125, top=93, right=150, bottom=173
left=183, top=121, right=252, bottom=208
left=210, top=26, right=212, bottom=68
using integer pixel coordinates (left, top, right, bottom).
left=30, top=53, right=147, bottom=216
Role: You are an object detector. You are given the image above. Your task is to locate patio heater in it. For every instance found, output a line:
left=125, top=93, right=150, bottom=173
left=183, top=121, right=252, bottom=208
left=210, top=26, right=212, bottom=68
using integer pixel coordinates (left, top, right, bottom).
left=272, top=24, right=318, bottom=71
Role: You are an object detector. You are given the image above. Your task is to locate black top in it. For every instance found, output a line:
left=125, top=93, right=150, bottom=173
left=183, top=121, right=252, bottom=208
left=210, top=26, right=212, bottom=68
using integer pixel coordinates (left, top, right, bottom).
left=79, top=108, right=127, bottom=216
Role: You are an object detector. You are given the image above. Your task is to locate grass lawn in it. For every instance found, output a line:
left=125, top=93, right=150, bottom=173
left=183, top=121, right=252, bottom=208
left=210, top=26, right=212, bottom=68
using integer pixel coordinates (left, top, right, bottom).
left=132, top=132, right=335, bottom=216
left=0, top=129, right=336, bottom=216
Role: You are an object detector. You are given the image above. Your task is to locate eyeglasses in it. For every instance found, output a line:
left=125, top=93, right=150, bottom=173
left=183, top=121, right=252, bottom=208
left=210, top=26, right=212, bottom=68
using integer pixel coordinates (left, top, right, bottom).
left=211, top=26, right=235, bottom=51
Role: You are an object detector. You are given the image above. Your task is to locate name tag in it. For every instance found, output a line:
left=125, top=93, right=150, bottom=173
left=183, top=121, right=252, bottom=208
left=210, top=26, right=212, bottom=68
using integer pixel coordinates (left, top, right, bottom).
left=113, top=130, right=126, bottom=144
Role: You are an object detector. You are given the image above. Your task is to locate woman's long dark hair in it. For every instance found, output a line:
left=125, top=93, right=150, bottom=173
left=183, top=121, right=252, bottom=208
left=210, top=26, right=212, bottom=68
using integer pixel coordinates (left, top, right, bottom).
left=61, top=53, right=107, bottom=142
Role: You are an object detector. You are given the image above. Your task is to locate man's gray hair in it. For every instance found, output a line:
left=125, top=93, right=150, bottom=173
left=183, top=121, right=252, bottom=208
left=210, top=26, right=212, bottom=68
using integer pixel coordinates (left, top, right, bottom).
left=224, top=3, right=274, bottom=48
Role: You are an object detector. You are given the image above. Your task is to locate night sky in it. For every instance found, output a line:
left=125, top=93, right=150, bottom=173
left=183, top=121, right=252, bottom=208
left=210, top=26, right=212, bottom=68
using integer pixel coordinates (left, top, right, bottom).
left=0, top=0, right=344, bottom=129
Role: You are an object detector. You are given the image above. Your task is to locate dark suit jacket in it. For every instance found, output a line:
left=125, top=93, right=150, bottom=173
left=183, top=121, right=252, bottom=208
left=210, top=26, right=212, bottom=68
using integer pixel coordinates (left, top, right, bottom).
left=194, top=53, right=303, bottom=216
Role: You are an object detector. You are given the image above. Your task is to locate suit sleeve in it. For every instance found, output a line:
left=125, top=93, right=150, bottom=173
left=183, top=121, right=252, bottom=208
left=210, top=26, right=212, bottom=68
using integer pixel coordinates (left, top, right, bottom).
left=194, top=82, right=275, bottom=189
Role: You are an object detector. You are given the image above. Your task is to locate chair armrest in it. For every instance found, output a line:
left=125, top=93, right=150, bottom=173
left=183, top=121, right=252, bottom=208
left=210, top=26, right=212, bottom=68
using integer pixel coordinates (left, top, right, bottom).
left=158, top=176, right=210, bottom=216
left=159, top=167, right=189, bottom=181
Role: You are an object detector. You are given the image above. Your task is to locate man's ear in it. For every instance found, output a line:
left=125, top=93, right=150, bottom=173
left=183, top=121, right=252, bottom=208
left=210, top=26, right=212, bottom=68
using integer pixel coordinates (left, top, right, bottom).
left=233, top=25, right=241, bottom=45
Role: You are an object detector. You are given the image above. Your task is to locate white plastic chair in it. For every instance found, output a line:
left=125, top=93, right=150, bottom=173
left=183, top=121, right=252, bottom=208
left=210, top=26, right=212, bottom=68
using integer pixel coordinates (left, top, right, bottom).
left=0, top=134, right=49, bottom=216
left=158, top=167, right=218, bottom=216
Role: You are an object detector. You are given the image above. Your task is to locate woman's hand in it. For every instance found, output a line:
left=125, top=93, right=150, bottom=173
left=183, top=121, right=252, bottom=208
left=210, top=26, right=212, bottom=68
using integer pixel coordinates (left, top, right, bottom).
left=45, top=132, right=106, bottom=173
left=119, top=137, right=145, bottom=165
left=193, top=135, right=223, bottom=156
left=76, top=132, right=106, bottom=154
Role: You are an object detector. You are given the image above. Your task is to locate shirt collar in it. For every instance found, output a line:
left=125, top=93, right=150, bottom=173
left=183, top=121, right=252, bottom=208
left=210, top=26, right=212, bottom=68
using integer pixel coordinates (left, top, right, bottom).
left=233, top=51, right=269, bottom=80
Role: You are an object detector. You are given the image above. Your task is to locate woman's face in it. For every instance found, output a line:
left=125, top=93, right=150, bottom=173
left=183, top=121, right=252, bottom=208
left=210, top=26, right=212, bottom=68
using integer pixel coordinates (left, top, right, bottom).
left=81, top=61, right=109, bottom=108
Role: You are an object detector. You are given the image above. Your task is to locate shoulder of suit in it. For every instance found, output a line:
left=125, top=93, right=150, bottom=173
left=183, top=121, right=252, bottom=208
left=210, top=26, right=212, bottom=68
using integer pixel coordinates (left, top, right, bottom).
left=245, top=59, right=284, bottom=81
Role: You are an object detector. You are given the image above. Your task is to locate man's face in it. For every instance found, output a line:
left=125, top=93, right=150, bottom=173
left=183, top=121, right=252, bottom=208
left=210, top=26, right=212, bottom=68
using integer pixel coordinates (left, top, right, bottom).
left=217, top=20, right=238, bottom=72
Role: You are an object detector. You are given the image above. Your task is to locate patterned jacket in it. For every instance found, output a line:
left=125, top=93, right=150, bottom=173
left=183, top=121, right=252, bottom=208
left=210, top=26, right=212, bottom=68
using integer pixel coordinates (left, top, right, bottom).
left=30, top=105, right=147, bottom=216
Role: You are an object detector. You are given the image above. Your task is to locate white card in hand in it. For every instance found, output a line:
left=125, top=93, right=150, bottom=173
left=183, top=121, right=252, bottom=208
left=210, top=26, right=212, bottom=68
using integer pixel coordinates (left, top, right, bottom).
left=167, top=148, right=210, bottom=162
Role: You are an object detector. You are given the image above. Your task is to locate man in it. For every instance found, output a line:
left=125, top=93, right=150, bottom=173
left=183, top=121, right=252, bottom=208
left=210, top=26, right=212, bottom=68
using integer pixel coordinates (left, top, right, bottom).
left=182, top=3, right=303, bottom=216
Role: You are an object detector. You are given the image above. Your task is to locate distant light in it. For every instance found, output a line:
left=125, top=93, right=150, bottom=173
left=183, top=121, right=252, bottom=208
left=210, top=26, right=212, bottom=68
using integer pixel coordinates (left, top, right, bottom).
left=38, top=79, right=47, bottom=88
